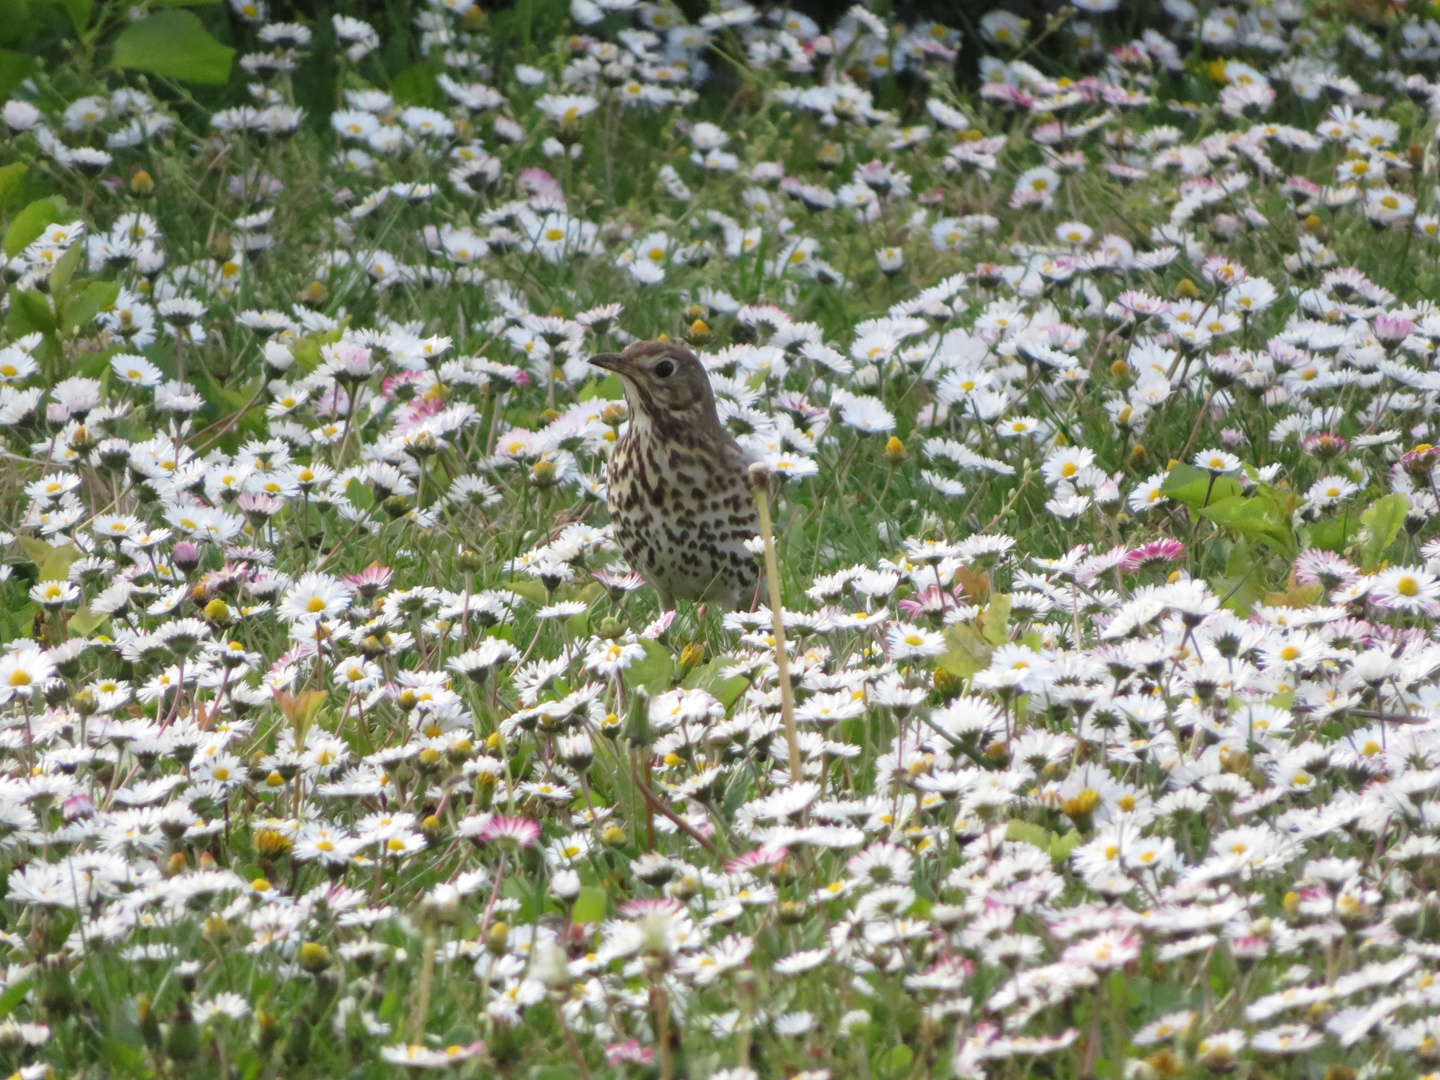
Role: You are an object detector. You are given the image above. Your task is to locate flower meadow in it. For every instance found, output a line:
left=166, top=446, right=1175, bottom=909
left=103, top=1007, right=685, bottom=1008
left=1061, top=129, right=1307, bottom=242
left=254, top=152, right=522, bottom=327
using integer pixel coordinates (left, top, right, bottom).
left=9, top=0, right=1440, bottom=1077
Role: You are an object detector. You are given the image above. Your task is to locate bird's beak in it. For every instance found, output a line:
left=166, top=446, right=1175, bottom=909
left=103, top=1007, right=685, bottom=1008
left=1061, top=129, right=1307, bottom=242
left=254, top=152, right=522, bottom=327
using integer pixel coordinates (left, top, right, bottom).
left=587, top=355, right=627, bottom=377
left=588, top=353, right=628, bottom=375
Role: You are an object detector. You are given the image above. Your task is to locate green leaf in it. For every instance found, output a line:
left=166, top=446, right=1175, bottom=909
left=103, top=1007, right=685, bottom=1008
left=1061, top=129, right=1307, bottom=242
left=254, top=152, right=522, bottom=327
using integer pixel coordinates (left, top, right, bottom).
left=884, top=1046, right=914, bottom=1072
left=623, top=640, right=674, bottom=695
left=1358, top=492, right=1408, bottom=573
left=979, top=593, right=1010, bottom=647
left=61, top=0, right=91, bottom=32
left=21, top=538, right=82, bottom=582
left=57, top=279, right=119, bottom=337
left=504, top=578, right=548, bottom=606
left=1198, top=493, right=1295, bottom=557
left=1303, top=514, right=1358, bottom=555
left=1050, top=829, right=1081, bottom=867
left=390, top=62, right=439, bottom=106
left=1160, top=463, right=1243, bottom=508
left=1216, top=537, right=1264, bottom=614
left=48, top=240, right=82, bottom=299
left=3, top=196, right=66, bottom=257
left=570, top=886, right=606, bottom=924
left=0, top=163, right=25, bottom=211
left=6, top=289, right=55, bottom=337
left=1005, top=820, right=1051, bottom=851
left=288, top=328, right=343, bottom=375
left=100, top=1039, right=148, bottom=1072
left=343, top=478, right=373, bottom=510
left=0, top=53, right=34, bottom=102
left=66, top=605, right=105, bottom=637
left=936, top=623, right=990, bottom=679
left=111, top=11, right=235, bottom=85
left=578, top=374, right=622, bottom=402
left=682, top=657, right=750, bottom=708
left=0, top=980, right=31, bottom=1019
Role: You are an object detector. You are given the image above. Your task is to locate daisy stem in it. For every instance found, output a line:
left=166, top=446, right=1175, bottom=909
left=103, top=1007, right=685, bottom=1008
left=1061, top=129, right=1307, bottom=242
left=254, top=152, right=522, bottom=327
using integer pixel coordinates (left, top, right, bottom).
left=407, top=922, right=437, bottom=1044
left=750, top=466, right=803, bottom=784
left=480, top=850, right=507, bottom=934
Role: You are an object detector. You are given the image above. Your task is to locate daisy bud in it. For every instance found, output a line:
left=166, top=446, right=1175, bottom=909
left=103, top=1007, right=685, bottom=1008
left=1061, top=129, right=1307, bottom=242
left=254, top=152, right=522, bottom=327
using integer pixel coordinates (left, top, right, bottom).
left=603, top=824, right=627, bottom=847
left=282, top=1015, right=311, bottom=1066
left=203, top=914, right=230, bottom=944
left=165, top=997, right=200, bottom=1062
left=129, top=170, right=155, bottom=197
left=884, top=436, right=907, bottom=463
left=297, top=280, right=328, bottom=307
left=252, top=1010, right=277, bottom=1056
left=486, top=920, right=508, bottom=955
left=40, top=961, right=76, bottom=1017
left=530, top=459, right=558, bottom=487
left=778, top=899, right=807, bottom=924
left=298, top=942, right=332, bottom=974
left=138, top=996, right=161, bottom=1050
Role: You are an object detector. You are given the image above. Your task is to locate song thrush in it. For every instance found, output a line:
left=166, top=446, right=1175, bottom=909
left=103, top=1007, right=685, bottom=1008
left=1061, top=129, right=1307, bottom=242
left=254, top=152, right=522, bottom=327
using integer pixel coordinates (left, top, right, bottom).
left=590, top=341, right=760, bottom=611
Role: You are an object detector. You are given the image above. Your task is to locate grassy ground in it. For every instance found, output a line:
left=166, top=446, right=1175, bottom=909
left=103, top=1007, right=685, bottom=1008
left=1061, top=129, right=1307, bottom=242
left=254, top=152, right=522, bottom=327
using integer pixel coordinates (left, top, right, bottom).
left=1, top=1, right=1440, bottom=1079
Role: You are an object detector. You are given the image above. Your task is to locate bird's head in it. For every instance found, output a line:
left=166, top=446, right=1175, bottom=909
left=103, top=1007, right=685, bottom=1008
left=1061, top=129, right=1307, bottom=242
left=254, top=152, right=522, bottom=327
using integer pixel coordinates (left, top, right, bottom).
left=589, top=341, right=718, bottom=433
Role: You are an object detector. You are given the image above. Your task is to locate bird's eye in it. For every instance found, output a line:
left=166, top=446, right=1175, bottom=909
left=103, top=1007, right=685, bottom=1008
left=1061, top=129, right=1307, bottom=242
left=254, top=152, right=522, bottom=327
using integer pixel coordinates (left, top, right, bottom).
left=654, top=360, right=675, bottom=378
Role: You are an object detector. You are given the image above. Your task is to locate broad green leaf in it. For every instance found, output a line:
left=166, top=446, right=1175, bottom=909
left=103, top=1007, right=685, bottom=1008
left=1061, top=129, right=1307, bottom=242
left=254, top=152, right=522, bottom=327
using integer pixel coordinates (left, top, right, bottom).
left=57, top=279, right=118, bottom=336
left=682, top=656, right=750, bottom=708
left=288, top=328, right=343, bottom=375
left=3, top=196, right=67, bottom=257
left=66, top=605, right=105, bottom=637
left=1217, top=537, right=1264, bottom=614
left=0, top=162, right=25, bottom=209
left=623, top=639, right=674, bottom=695
left=20, top=537, right=82, bottom=581
left=0, top=980, right=31, bottom=1019
left=111, top=11, right=235, bottom=85
left=1358, top=492, right=1407, bottom=573
left=936, top=622, right=990, bottom=679
left=1005, top=820, right=1051, bottom=850
left=48, top=240, right=82, bottom=298
left=390, top=62, right=439, bottom=106
left=1198, top=494, right=1294, bottom=557
left=100, top=1039, right=148, bottom=1071
left=578, top=374, right=623, bottom=401
left=6, top=289, right=54, bottom=337
left=979, top=593, right=1010, bottom=647
left=1160, top=462, right=1243, bottom=508
left=343, top=478, right=373, bottom=510
left=61, top=0, right=91, bottom=32
left=1303, top=514, right=1358, bottom=554
left=1050, top=829, right=1081, bottom=867
left=504, top=578, right=548, bottom=606
left=885, top=1046, right=915, bottom=1072
left=571, top=886, right=606, bottom=923
left=0, top=53, right=34, bottom=101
